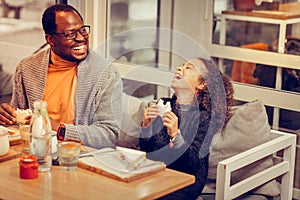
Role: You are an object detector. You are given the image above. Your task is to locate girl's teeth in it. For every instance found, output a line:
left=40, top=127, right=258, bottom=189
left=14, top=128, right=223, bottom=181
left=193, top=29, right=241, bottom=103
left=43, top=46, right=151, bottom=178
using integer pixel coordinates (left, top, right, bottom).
left=174, top=74, right=182, bottom=79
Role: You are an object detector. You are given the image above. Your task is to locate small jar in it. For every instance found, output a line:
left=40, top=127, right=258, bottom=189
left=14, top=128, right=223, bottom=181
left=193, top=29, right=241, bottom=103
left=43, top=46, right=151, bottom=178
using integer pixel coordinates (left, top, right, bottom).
left=19, top=155, right=39, bottom=179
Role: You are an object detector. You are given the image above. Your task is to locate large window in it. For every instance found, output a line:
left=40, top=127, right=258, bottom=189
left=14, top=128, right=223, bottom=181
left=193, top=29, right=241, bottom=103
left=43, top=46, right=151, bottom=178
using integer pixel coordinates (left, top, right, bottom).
left=107, top=0, right=160, bottom=99
left=84, top=0, right=300, bottom=130
left=202, top=0, right=300, bottom=130
left=204, top=0, right=300, bottom=195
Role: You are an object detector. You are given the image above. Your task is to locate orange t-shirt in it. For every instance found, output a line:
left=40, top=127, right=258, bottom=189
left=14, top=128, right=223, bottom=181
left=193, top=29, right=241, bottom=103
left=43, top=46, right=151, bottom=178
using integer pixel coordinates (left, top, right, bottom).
left=43, top=51, right=78, bottom=124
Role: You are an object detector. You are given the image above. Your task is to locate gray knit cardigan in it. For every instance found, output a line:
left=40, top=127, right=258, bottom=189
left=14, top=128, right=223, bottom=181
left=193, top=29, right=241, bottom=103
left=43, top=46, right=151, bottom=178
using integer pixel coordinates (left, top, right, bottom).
left=11, top=47, right=123, bottom=149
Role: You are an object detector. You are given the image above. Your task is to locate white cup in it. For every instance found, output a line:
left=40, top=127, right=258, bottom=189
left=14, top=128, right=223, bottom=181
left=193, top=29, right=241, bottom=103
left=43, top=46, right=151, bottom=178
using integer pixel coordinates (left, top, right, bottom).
left=0, top=129, right=9, bottom=156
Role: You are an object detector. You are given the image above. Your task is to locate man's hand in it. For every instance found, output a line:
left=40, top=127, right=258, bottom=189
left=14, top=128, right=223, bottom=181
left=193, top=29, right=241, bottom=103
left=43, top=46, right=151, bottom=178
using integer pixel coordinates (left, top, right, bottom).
left=50, top=118, right=59, bottom=132
left=0, top=103, right=16, bottom=125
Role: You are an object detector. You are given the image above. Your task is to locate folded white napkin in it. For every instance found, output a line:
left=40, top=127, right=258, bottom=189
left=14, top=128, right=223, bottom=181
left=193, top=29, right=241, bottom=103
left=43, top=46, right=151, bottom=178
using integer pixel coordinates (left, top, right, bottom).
left=157, top=99, right=171, bottom=116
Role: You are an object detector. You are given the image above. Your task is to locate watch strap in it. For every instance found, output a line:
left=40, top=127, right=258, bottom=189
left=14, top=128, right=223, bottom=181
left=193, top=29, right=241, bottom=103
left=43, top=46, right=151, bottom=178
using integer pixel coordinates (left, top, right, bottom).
left=57, top=124, right=66, bottom=141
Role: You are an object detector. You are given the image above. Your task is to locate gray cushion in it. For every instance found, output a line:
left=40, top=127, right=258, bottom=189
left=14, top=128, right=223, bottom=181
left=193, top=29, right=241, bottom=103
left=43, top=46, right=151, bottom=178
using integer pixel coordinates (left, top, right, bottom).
left=199, top=194, right=271, bottom=200
left=207, top=99, right=280, bottom=196
left=116, top=93, right=147, bottom=149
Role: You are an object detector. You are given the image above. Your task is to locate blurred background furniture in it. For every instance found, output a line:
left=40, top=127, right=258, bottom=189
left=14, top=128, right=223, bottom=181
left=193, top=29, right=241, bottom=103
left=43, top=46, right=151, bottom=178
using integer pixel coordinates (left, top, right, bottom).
left=0, top=0, right=32, bottom=19
left=1, top=0, right=22, bottom=19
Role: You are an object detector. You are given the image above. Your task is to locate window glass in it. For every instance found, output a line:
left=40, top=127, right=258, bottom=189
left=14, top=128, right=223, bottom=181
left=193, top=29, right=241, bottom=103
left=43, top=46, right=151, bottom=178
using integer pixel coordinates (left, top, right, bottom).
left=213, top=0, right=300, bottom=133
left=108, top=0, right=158, bottom=64
left=0, top=0, right=54, bottom=73
left=108, top=0, right=159, bottom=100
left=0, top=0, right=54, bottom=104
left=213, top=0, right=300, bottom=94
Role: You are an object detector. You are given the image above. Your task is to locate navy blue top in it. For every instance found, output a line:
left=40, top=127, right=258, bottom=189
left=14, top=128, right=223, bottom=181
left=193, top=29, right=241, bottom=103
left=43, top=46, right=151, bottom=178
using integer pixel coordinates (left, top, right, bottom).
left=140, top=96, right=212, bottom=199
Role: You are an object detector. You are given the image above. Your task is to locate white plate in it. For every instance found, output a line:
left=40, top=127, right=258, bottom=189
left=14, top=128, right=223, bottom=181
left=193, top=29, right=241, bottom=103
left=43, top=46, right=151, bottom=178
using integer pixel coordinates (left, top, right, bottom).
left=96, top=152, right=163, bottom=174
left=82, top=148, right=164, bottom=174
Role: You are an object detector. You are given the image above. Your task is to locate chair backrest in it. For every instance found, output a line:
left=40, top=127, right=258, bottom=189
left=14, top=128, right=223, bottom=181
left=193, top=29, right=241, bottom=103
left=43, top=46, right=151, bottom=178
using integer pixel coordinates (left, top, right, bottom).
left=116, top=64, right=174, bottom=149
left=216, top=130, right=296, bottom=200
left=116, top=63, right=173, bottom=88
left=208, top=100, right=282, bottom=197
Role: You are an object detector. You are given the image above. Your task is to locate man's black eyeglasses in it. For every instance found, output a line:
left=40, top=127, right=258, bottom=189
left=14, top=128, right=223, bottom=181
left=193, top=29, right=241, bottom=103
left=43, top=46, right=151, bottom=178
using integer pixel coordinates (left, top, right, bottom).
left=51, top=25, right=90, bottom=40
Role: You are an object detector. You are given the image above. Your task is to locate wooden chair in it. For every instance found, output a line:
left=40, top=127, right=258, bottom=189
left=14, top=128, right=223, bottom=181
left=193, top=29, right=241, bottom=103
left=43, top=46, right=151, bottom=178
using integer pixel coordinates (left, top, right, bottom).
left=215, top=130, right=296, bottom=200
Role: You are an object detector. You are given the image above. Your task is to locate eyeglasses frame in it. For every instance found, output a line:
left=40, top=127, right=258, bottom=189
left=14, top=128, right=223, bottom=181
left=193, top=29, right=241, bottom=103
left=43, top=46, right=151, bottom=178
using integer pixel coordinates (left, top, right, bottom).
left=50, top=25, right=90, bottom=40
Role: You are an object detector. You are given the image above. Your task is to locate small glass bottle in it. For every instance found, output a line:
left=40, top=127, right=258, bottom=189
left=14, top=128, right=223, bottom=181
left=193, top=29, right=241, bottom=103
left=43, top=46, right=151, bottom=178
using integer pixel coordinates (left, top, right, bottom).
left=29, top=100, right=52, bottom=172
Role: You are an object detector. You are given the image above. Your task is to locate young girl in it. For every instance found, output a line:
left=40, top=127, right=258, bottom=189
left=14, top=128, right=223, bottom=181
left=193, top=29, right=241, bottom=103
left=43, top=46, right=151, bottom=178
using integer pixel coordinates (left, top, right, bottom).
left=140, top=58, right=235, bottom=200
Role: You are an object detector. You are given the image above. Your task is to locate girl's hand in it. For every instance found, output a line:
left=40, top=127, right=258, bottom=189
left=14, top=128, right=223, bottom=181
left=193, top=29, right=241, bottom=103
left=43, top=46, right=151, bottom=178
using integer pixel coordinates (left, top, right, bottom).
left=142, top=104, right=160, bottom=128
left=163, top=111, right=179, bottom=138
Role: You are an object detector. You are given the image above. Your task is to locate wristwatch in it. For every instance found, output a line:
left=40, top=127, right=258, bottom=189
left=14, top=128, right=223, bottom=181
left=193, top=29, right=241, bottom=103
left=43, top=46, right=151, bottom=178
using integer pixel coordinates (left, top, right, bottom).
left=57, top=124, right=66, bottom=141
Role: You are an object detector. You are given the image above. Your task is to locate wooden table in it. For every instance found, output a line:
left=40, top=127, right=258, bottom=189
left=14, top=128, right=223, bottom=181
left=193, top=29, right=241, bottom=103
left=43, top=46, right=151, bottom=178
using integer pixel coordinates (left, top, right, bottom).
left=0, top=148, right=195, bottom=200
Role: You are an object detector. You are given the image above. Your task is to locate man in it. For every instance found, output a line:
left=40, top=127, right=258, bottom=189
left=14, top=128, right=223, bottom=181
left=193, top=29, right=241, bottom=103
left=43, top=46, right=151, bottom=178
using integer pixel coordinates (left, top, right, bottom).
left=0, top=4, right=123, bottom=149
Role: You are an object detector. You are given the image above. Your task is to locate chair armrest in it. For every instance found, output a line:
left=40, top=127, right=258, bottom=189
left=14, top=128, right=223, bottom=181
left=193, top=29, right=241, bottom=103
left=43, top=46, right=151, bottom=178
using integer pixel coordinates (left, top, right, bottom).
left=215, top=130, right=296, bottom=200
